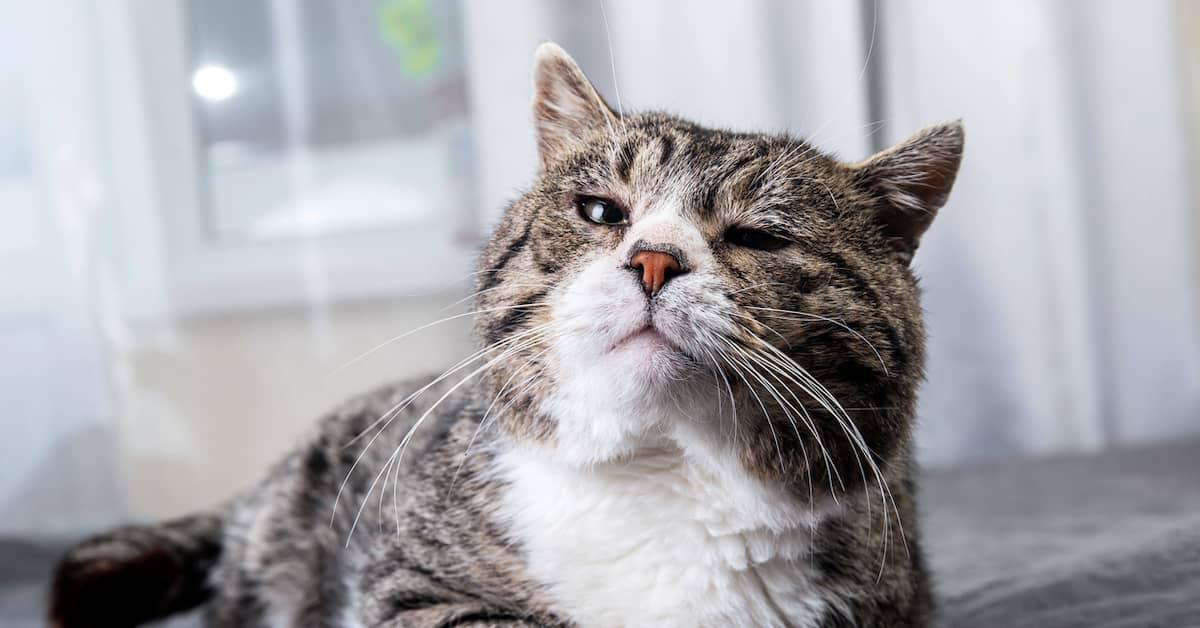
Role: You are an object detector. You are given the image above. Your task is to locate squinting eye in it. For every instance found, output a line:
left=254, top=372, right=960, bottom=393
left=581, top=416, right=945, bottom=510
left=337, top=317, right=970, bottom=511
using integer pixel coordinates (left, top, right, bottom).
left=578, top=196, right=628, bottom=226
left=724, top=226, right=791, bottom=251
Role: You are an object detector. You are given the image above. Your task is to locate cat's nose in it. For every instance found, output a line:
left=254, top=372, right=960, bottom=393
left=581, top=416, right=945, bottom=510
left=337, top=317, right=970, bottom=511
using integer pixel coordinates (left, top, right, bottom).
left=628, top=247, right=686, bottom=297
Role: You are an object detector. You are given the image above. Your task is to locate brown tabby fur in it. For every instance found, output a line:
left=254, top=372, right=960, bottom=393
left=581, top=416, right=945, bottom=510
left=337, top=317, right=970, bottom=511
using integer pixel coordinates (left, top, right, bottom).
left=50, top=43, right=962, bottom=627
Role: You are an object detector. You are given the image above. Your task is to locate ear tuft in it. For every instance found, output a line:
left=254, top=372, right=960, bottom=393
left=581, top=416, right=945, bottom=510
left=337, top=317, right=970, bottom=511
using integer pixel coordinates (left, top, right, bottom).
left=531, top=42, right=616, bottom=166
left=852, top=120, right=964, bottom=257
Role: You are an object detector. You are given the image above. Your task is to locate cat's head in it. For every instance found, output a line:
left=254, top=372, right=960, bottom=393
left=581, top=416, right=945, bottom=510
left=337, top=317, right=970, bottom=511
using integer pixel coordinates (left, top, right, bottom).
left=474, top=44, right=962, bottom=496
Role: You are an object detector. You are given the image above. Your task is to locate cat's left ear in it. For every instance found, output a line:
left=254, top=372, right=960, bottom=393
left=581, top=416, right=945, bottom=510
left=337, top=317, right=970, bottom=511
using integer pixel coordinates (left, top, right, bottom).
left=850, top=120, right=964, bottom=258
left=531, top=42, right=618, bottom=167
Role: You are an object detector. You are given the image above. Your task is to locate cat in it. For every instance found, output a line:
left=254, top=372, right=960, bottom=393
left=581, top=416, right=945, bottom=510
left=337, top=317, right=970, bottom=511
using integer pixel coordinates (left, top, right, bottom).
left=50, top=43, right=963, bottom=628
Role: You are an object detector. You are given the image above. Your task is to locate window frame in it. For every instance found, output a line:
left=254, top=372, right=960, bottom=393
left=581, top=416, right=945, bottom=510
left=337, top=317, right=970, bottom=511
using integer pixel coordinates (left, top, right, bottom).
left=121, top=0, right=479, bottom=318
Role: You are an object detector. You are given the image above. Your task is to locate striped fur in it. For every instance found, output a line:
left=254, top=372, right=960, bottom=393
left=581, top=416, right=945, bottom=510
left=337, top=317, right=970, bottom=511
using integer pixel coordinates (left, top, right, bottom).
left=50, top=44, right=962, bottom=627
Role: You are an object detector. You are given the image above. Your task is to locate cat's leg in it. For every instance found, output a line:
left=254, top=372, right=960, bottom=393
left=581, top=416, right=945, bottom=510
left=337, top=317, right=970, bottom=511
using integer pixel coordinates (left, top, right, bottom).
left=371, top=604, right=545, bottom=627
left=362, top=566, right=558, bottom=627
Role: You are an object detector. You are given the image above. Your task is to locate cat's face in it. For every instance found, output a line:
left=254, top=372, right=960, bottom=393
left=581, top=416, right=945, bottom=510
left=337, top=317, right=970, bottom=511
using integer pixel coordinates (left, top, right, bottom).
left=474, top=44, right=962, bottom=496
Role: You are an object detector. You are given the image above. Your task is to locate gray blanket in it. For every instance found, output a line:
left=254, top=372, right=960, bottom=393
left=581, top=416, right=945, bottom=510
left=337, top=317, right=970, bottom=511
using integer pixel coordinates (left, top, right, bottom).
left=924, top=439, right=1200, bottom=627
left=4, top=440, right=1198, bottom=627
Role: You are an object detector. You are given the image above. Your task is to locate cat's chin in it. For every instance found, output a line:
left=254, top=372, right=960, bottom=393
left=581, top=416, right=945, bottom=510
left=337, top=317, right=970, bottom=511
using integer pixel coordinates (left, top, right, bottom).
left=606, top=325, right=689, bottom=366
left=600, top=329, right=696, bottom=386
left=608, top=325, right=672, bottom=353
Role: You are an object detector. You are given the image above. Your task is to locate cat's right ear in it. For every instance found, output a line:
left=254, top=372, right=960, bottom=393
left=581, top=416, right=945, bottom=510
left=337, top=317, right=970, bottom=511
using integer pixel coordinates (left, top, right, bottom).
left=531, top=42, right=617, bottom=167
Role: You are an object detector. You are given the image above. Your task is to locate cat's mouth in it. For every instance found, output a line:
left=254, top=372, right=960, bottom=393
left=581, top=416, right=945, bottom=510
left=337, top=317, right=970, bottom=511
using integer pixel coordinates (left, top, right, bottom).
left=608, top=325, right=677, bottom=354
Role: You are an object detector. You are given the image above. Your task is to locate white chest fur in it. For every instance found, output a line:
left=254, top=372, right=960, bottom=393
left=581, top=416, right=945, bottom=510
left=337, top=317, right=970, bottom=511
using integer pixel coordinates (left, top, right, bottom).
left=495, top=447, right=833, bottom=628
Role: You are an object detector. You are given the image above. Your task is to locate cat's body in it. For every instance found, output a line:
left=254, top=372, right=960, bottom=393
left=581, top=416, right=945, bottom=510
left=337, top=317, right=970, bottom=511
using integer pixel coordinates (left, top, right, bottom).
left=51, top=44, right=961, bottom=628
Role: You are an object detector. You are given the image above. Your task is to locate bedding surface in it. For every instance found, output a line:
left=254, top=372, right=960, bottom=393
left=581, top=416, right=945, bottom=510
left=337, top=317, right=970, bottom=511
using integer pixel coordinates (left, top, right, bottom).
left=924, top=439, right=1200, bottom=627
left=3, top=439, right=1198, bottom=627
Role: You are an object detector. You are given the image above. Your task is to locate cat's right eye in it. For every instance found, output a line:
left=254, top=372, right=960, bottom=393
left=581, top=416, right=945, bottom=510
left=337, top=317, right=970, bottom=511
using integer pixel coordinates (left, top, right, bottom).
left=723, top=226, right=791, bottom=251
left=577, top=196, right=628, bottom=226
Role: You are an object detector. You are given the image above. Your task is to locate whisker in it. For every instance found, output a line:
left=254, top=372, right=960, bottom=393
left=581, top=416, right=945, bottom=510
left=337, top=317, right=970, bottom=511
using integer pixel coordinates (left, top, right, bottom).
left=734, top=312, right=791, bottom=348
left=722, top=341, right=819, bottom=505
left=339, top=320, right=552, bottom=451
left=438, top=282, right=552, bottom=314
left=724, top=332, right=852, bottom=500
left=716, top=346, right=787, bottom=477
left=726, top=334, right=845, bottom=499
left=726, top=281, right=789, bottom=296
left=330, top=302, right=550, bottom=377
left=725, top=315, right=898, bottom=574
left=330, top=323, right=553, bottom=527
left=747, top=336, right=908, bottom=577
left=445, top=344, right=555, bottom=500
left=698, top=345, right=739, bottom=441
left=345, top=330, right=550, bottom=546
left=598, top=0, right=625, bottom=125
left=384, top=330, right=552, bottom=537
left=747, top=306, right=890, bottom=375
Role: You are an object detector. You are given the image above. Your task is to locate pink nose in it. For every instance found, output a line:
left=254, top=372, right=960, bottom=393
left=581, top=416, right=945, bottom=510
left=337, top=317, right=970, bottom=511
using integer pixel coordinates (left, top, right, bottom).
left=629, top=250, right=684, bottom=296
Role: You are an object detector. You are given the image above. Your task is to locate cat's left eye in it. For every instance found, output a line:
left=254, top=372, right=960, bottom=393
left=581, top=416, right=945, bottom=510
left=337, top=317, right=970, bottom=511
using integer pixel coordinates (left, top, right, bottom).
left=724, top=226, right=791, bottom=251
left=578, top=197, right=628, bottom=226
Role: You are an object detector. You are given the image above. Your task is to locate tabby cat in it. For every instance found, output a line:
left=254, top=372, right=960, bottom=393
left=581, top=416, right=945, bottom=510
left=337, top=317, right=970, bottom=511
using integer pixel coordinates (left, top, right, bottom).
left=51, top=43, right=963, bottom=627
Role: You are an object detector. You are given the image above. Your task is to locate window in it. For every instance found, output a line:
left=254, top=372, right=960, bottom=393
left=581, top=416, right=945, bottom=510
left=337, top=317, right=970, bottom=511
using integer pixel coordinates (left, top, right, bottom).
left=186, top=0, right=472, bottom=242
left=129, top=0, right=479, bottom=314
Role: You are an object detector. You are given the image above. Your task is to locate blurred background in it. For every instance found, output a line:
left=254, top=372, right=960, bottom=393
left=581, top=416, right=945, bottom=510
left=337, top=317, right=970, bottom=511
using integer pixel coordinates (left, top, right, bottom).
left=1, top=0, right=1198, bottom=540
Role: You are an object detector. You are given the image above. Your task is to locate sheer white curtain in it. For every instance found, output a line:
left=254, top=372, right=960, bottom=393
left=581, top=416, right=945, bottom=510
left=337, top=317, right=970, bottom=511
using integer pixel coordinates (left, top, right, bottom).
left=882, top=0, right=1200, bottom=464
left=0, top=0, right=124, bottom=535
left=460, top=0, right=1200, bottom=466
left=5, top=1, right=1199, bottom=538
